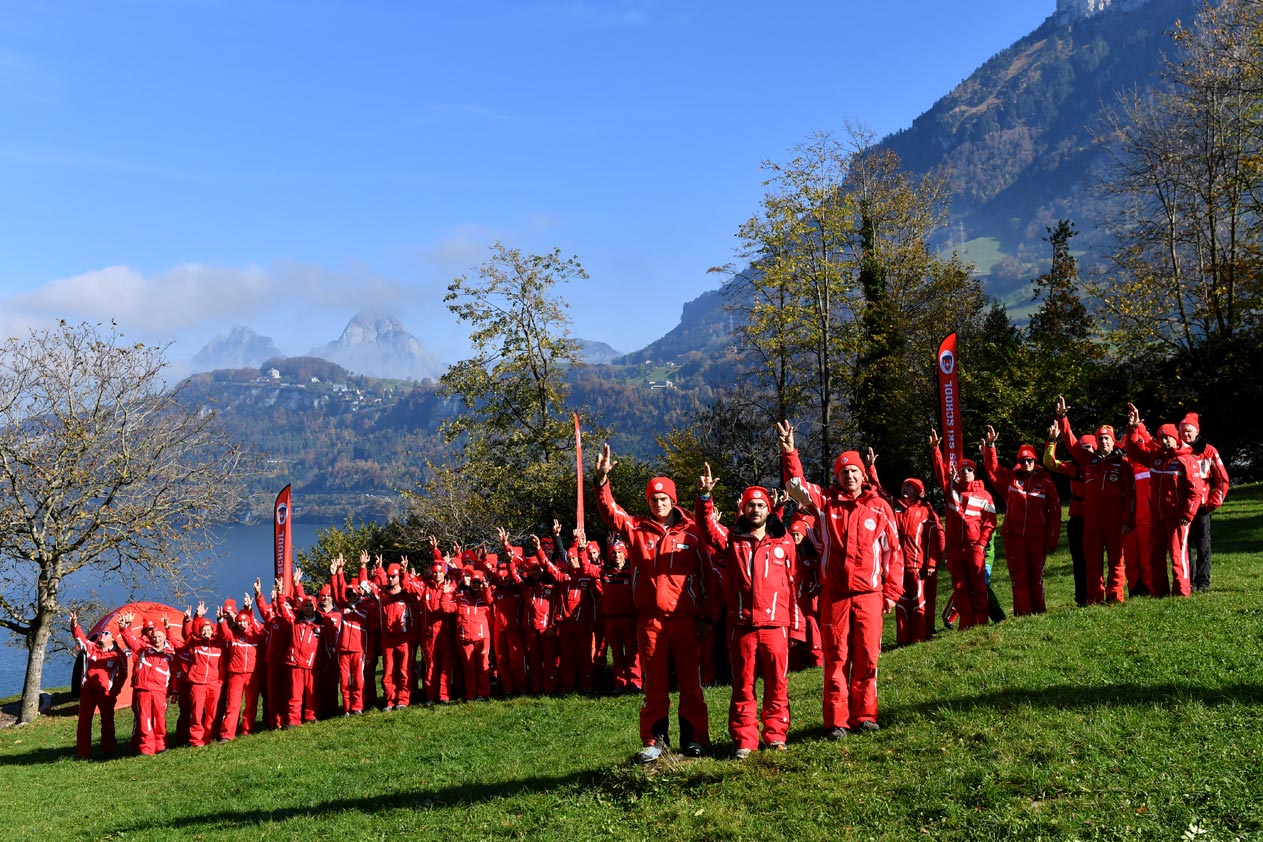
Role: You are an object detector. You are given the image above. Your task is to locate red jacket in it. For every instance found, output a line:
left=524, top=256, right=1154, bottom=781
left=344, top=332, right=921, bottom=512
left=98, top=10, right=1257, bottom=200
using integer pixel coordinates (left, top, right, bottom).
left=597, top=566, right=635, bottom=618
left=73, top=625, right=129, bottom=696
left=522, top=555, right=561, bottom=632
left=278, top=600, right=323, bottom=670
left=553, top=558, right=601, bottom=625
left=1125, top=425, right=1201, bottom=523
left=454, top=588, right=494, bottom=643
left=865, top=465, right=944, bottom=572
left=1187, top=440, right=1230, bottom=510
left=696, top=495, right=799, bottom=629
left=488, top=554, right=525, bottom=631
left=1058, top=417, right=1134, bottom=529
left=930, top=447, right=997, bottom=549
left=119, top=628, right=176, bottom=693
left=784, top=449, right=903, bottom=602
left=595, top=480, right=714, bottom=621
left=1044, top=438, right=1087, bottom=519
left=221, top=618, right=264, bottom=675
left=984, top=445, right=1062, bottom=550
left=178, top=619, right=227, bottom=685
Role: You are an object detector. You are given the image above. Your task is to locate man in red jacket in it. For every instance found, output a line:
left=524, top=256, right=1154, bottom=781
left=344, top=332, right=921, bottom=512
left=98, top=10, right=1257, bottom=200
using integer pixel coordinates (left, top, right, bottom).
left=1124, top=407, right=1202, bottom=597
left=780, top=422, right=903, bottom=738
left=491, top=529, right=530, bottom=697
left=1179, top=412, right=1231, bottom=592
left=69, top=612, right=129, bottom=758
left=595, top=443, right=714, bottom=762
left=218, top=598, right=265, bottom=740
left=553, top=530, right=601, bottom=695
left=696, top=467, right=798, bottom=758
left=179, top=605, right=227, bottom=747
left=983, top=429, right=1062, bottom=615
left=117, top=612, right=177, bottom=755
left=929, top=430, right=996, bottom=630
left=277, top=587, right=323, bottom=727
left=597, top=537, right=640, bottom=694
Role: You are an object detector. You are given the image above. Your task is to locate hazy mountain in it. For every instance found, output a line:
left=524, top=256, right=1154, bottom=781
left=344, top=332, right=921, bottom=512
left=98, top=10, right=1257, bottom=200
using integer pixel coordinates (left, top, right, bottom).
left=575, top=338, right=623, bottom=365
left=309, top=312, right=446, bottom=382
left=190, top=324, right=285, bottom=372
left=883, top=0, right=1201, bottom=303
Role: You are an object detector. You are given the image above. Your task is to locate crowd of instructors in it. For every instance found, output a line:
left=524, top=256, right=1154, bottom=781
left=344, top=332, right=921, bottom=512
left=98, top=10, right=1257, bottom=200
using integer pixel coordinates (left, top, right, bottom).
left=69, top=397, right=1229, bottom=763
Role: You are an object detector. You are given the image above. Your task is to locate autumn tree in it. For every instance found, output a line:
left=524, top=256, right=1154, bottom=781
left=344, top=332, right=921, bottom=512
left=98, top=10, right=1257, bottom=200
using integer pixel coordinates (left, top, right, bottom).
left=0, top=321, right=248, bottom=723
left=410, top=244, right=598, bottom=541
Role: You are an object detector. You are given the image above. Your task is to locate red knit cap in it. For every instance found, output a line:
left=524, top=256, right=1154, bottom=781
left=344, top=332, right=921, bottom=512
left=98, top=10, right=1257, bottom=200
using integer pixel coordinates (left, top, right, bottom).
left=1016, top=444, right=1038, bottom=462
left=832, top=451, right=864, bottom=483
left=739, top=486, right=771, bottom=510
left=645, top=477, right=677, bottom=505
left=1180, top=413, right=1200, bottom=434
left=1158, top=423, right=1180, bottom=440
left=1078, top=434, right=1097, bottom=449
left=1095, top=425, right=1115, bottom=440
left=902, top=478, right=925, bottom=498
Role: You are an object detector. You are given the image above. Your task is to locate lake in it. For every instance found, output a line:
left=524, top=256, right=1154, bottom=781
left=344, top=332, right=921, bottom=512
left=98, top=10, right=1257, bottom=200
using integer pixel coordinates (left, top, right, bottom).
left=1, top=521, right=333, bottom=699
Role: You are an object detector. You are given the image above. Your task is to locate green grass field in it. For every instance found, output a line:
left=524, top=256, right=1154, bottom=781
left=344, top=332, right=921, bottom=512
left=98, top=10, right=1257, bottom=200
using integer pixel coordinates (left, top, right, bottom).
left=4, top=485, right=1262, bottom=841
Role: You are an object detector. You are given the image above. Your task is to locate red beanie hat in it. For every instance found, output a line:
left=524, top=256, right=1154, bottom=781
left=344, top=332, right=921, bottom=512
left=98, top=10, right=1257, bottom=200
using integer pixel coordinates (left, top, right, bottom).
left=902, top=478, right=925, bottom=498
left=1095, top=425, right=1115, bottom=440
left=1180, top=413, right=1200, bottom=434
left=236, top=610, right=254, bottom=625
left=645, top=477, right=677, bottom=505
left=223, top=598, right=237, bottom=613
left=318, top=584, right=332, bottom=599
left=1016, top=444, right=1038, bottom=462
left=958, top=458, right=977, bottom=473
left=386, top=563, right=402, bottom=578
left=832, top=450, right=864, bottom=483
left=739, top=486, right=771, bottom=510
left=1078, top=434, right=1097, bottom=449
left=1158, top=423, right=1180, bottom=440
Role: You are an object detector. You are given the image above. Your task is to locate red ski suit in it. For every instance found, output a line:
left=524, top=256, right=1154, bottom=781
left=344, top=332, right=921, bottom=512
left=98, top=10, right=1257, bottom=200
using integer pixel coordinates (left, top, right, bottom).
left=1059, top=417, right=1135, bottom=604
left=596, top=479, right=714, bottom=749
left=255, top=596, right=290, bottom=730
left=983, top=446, right=1061, bottom=615
left=277, top=600, right=323, bottom=726
left=930, top=447, right=996, bottom=629
left=1125, top=424, right=1202, bottom=596
left=72, top=624, right=128, bottom=758
left=696, top=494, right=797, bottom=751
left=553, top=553, right=601, bottom=694
left=417, top=577, right=456, bottom=703
left=375, top=574, right=423, bottom=707
left=119, top=627, right=176, bottom=755
left=219, top=616, right=265, bottom=740
left=488, top=552, right=529, bottom=696
left=784, top=449, right=903, bottom=730
left=597, top=563, right=640, bottom=691
left=454, top=585, right=495, bottom=700
left=522, top=555, right=562, bottom=695
left=178, top=620, right=227, bottom=747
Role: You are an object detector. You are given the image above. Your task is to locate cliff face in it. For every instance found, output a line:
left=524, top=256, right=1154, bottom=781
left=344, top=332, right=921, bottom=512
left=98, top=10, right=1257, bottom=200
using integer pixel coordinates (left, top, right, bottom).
left=1056, top=0, right=1153, bottom=24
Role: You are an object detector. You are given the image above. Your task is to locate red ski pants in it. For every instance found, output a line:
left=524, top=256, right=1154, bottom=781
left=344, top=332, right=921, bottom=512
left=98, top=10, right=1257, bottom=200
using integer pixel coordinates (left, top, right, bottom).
left=638, top=615, right=709, bottom=747
left=821, top=590, right=884, bottom=730
left=603, top=615, right=640, bottom=690
left=76, top=686, right=118, bottom=758
left=727, top=625, right=789, bottom=750
left=1003, top=532, right=1048, bottom=615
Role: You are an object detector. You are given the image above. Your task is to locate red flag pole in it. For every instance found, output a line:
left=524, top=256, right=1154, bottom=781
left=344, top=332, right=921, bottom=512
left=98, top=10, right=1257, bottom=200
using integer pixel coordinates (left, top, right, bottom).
left=274, top=484, right=294, bottom=598
left=573, top=412, right=585, bottom=532
left=936, top=334, right=963, bottom=474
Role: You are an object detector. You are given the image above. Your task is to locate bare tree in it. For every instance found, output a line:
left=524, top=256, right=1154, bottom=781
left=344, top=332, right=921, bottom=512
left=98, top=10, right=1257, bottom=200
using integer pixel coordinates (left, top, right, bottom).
left=0, top=321, right=249, bottom=723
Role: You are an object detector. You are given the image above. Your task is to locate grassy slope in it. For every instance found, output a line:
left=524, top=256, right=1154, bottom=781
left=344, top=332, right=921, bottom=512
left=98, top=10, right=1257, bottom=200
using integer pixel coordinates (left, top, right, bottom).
left=3, top=485, right=1262, bottom=841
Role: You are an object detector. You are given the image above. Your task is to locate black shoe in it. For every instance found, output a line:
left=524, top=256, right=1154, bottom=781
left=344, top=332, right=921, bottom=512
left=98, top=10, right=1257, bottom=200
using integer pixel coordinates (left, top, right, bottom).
left=825, top=726, right=849, bottom=740
left=683, top=741, right=705, bottom=758
left=857, top=721, right=880, bottom=733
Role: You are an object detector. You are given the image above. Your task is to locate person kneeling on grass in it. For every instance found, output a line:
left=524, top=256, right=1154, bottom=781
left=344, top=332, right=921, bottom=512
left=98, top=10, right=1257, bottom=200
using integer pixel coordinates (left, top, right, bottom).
left=695, top=466, right=798, bottom=760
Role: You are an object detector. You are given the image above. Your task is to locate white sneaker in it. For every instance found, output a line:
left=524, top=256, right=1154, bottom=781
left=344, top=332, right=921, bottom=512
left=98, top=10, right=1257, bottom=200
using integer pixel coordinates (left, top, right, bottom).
left=635, top=744, right=663, bottom=764
left=734, top=748, right=752, bottom=760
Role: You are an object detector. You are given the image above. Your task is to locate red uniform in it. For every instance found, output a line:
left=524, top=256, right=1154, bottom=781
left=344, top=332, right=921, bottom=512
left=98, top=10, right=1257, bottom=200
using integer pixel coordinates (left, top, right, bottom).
left=930, top=448, right=996, bottom=629
left=417, top=577, right=456, bottom=704
left=596, top=477, right=714, bottom=751
left=255, top=595, right=290, bottom=730
left=119, top=627, right=177, bottom=755
left=1124, top=460, right=1156, bottom=596
left=375, top=572, right=424, bottom=709
left=178, top=618, right=227, bottom=747
left=983, top=446, right=1061, bottom=615
left=1126, top=424, right=1202, bottom=596
left=522, top=555, right=561, bottom=695
left=553, top=551, right=601, bottom=694
left=1059, top=418, right=1135, bottom=604
left=219, top=613, right=264, bottom=740
left=278, top=600, right=323, bottom=726
left=329, top=573, right=375, bottom=715
left=488, top=552, right=529, bottom=696
left=454, top=581, right=495, bottom=700
left=785, top=449, right=903, bottom=731
left=72, top=624, right=129, bottom=758
left=697, top=492, right=797, bottom=751
left=597, top=562, right=640, bottom=692
left=1044, top=436, right=1091, bottom=606
left=866, top=468, right=944, bottom=644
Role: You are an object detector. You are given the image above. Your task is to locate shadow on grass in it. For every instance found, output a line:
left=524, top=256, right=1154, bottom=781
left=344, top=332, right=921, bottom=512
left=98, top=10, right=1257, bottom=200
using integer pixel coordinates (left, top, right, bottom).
left=889, top=680, right=1263, bottom=719
left=103, top=767, right=615, bottom=836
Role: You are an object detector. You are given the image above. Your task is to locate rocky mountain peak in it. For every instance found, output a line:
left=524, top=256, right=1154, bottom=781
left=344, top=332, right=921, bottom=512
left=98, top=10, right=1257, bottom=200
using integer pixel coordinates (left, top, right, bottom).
left=191, top=324, right=284, bottom=371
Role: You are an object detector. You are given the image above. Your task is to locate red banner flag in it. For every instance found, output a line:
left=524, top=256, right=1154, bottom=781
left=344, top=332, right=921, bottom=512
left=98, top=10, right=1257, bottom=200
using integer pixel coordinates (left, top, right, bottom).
left=937, top=333, right=964, bottom=474
left=574, top=412, right=585, bottom=531
left=274, top=485, right=294, bottom=598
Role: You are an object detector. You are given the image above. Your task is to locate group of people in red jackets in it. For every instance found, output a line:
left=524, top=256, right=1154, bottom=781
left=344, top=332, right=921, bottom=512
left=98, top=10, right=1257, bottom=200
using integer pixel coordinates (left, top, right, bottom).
left=70, top=399, right=1228, bottom=763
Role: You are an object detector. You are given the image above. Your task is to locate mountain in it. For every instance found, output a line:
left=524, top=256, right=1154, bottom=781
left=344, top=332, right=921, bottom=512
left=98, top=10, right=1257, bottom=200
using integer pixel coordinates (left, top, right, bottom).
left=190, top=325, right=285, bottom=372
left=575, top=338, right=623, bottom=366
left=309, top=312, right=446, bottom=382
left=883, top=0, right=1201, bottom=304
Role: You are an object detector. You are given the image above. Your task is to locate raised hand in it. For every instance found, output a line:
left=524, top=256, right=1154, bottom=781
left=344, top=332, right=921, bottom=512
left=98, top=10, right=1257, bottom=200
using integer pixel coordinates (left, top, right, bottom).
left=776, top=420, right=795, bottom=453
left=984, top=425, right=998, bottom=446
left=929, top=428, right=941, bottom=449
left=698, top=462, right=718, bottom=495
left=864, top=447, right=877, bottom=468
left=594, top=443, right=618, bottom=484
left=1047, top=420, right=1059, bottom=440
left=1055, top=395, right=1069, bottom=418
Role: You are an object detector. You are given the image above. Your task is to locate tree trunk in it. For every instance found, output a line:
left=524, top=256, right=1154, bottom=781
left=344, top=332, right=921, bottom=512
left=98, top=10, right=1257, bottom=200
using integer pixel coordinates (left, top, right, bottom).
left=18, top=612, right=53, bottom=724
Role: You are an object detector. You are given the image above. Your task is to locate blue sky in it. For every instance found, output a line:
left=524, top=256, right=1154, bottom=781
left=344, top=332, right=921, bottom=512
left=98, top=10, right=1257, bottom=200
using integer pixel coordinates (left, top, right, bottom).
left=0, top=1, right=1051, bottom=374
